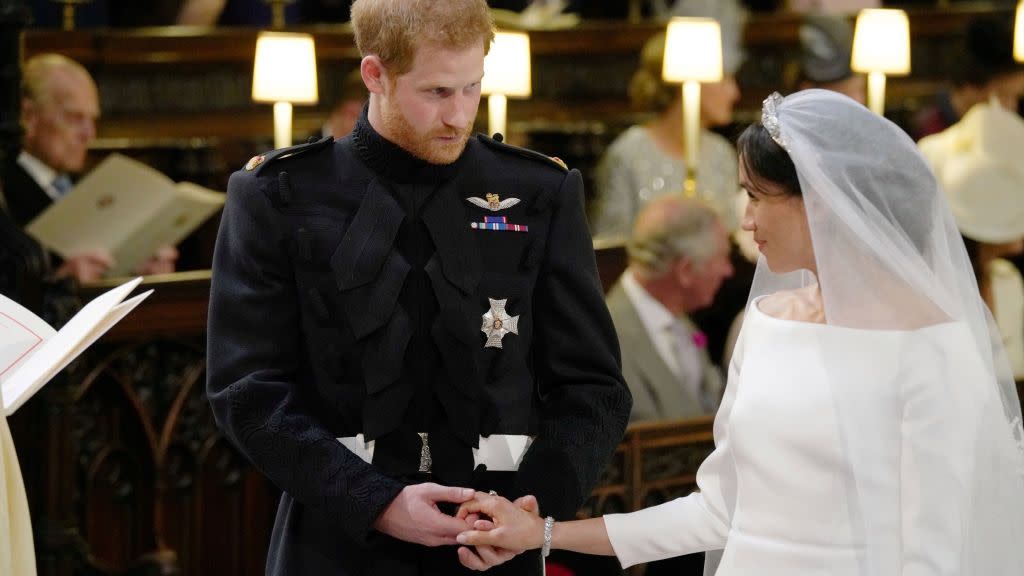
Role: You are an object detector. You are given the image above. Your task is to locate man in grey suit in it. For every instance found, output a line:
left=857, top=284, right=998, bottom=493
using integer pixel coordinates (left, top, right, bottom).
left=606, top=195, right=733, bottom=422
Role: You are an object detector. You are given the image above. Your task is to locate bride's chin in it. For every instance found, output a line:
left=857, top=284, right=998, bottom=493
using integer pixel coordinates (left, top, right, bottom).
left=763, top=258, right=794, bottom=275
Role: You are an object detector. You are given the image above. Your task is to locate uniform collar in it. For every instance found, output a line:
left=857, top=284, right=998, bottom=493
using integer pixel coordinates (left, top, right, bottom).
left=351, top=105, right=468, bottom=185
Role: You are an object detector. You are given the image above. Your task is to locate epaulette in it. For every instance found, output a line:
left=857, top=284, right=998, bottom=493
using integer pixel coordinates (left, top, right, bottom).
left=476, top=133, right=569, bottom=173
left=242, top=136, right=334, bottom=175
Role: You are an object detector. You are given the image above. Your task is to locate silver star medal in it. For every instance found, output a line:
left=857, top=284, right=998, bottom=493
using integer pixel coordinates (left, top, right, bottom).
left=481, top=298, right=519, bottom=348
left=466, top=193, right=521, bottom=212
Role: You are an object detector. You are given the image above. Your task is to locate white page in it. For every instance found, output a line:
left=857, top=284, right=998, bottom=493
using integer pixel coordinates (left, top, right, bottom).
left=1, top=277, right=149, bottom=415
left=25, top=154, right=225, bottom=276
left=0, top=295, right=57, bottom=380
left=104, top=181, right=224, bottom=277
left=26, top=154, right=173, bottom=258
left=57, top=291, right=153, bottom=379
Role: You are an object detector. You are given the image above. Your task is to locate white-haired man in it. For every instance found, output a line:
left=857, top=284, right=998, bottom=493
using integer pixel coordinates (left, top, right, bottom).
left=606, top=194, right=732, bottom=422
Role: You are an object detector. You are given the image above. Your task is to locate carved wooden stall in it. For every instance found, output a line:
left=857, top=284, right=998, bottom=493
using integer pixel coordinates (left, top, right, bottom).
left=10, top=272, right=276, bottom=576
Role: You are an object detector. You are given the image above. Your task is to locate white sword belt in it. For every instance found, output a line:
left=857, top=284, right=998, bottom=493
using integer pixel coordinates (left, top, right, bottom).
left=337, top=433, right=534, bottom=473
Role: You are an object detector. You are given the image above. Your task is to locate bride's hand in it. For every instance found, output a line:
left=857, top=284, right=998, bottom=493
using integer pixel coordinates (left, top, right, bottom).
left=455, top=494, right=540, bottom=571
left=456, top=492, right=545, bottom=558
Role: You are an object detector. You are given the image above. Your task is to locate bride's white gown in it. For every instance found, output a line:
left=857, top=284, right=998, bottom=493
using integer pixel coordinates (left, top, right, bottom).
left=605, top=298, right=995, bottom=575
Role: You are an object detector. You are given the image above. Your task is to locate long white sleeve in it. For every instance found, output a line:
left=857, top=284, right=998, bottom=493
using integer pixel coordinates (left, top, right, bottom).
left=604, top=490, right=730, bottom=568
left=604, top=337, right=744, bottom=568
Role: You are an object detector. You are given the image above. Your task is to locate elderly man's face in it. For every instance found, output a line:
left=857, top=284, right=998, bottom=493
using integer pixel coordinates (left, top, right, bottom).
left=22, top=69, right=99, bottom=173
left=377, top=41, right=484, bottom=165
left=680, top=221, right=734, bottom=310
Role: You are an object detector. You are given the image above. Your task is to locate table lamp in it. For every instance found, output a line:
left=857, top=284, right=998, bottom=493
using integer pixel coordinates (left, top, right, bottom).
left=851, top=8, right=910, bottom=116
left=252, top=31, right=319, bottom=150
left=481, top=31, right=532, bottom=139
left=1015, top=1, right=1023, bottom=63
left=662, top=17, right=723, bottom=198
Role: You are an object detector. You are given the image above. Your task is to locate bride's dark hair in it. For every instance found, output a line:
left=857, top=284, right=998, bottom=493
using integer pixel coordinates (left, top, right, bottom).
left=737, top=123, right=801, bottom=198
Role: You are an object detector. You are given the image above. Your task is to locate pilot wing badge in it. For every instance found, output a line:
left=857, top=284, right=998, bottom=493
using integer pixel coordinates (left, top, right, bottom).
left=466, top=193, right=521, bottom=212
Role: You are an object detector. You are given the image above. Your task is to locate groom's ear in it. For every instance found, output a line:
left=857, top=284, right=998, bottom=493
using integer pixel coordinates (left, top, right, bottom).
left=361, top=55, right=390, bottom=95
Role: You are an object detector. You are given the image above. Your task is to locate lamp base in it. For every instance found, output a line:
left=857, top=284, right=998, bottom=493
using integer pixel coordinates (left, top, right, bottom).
left=488, top=94, right=508, bottom=140
left=682, top=81, right=701, bottom=190
left=867, top=71, right=886, bottom=116
left=263, top=0, right=297, bottom=28
left=683, top=168, right=697, bottom=199
left=273, top=101, right=293, bottom=150
left=51, top=0, right=92, bottom=31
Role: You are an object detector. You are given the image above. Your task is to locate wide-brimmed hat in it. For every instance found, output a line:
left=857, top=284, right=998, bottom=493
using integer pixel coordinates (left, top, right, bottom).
left=919, top=101, right=1024, bottom=244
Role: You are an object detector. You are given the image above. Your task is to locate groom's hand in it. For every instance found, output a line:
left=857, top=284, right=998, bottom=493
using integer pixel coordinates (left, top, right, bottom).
left=456, top=494, right=539, bottom=571
left=373, top=483, right=476, bottom=546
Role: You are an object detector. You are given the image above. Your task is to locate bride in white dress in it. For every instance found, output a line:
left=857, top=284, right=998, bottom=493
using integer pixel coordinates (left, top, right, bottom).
left=454, top=90, right=1024, bottom=575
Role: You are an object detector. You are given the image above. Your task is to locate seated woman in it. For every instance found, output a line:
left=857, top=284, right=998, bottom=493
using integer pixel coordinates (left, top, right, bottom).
left=455, top=90, right=1024, bottom=576
left=590, top=31, right=742, bottom=242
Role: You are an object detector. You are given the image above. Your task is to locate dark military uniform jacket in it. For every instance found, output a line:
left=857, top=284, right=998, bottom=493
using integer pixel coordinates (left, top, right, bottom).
left=206, top=112, right=631, bottom=575
left=0, top=159, right=78, bottom=324
left=2, top=155, right=55, bottom=227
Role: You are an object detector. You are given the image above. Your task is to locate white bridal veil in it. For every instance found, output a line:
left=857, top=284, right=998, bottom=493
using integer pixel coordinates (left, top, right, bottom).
left=711, top=89, right=1024, bottom=575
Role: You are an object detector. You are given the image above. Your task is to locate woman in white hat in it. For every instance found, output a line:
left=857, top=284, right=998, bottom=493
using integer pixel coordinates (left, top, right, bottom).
left=454, top=90, right=1024, bottom=576
left=920, top=100, right=1024, bottom=379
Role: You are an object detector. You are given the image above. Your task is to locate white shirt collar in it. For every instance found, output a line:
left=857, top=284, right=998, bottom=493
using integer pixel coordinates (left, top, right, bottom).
left=17, top=151, right=63, bottom=201
left=621, top=268, right=705, bottom=393
left=621, top=268, right=678, bottom=337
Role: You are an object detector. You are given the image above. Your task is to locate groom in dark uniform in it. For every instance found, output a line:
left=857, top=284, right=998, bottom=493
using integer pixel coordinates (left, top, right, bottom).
left=205, top=0, right=631, bottom=574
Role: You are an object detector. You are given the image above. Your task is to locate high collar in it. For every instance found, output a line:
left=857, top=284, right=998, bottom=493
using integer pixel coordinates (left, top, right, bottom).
left=351, top=105, right=468, bottom=185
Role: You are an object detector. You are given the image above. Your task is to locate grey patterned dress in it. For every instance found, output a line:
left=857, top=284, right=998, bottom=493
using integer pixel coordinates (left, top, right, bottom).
left=591, top=125, right=741, bottom=241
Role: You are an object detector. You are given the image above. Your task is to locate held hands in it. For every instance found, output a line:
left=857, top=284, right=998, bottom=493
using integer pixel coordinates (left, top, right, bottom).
left=372, top=483, right=478, bottom=546
left=455, top=492, right=545, bottom=570
left=371, top=483, right=542, bottom=571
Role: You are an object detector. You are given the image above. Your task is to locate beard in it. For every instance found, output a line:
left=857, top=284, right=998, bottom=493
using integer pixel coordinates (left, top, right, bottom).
left=379, top=100, right=472, bottom=165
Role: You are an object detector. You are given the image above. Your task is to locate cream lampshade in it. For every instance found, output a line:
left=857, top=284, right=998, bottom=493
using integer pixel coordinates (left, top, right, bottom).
left=1015, top=1, right=1024, bottom=63
left=662, top=17, right=723, bottom=197
left=851, top=8, right=910, bottom=116
left=252, top=32, right=319, bottom=150
left=481, top=31, right=532, bottom=139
